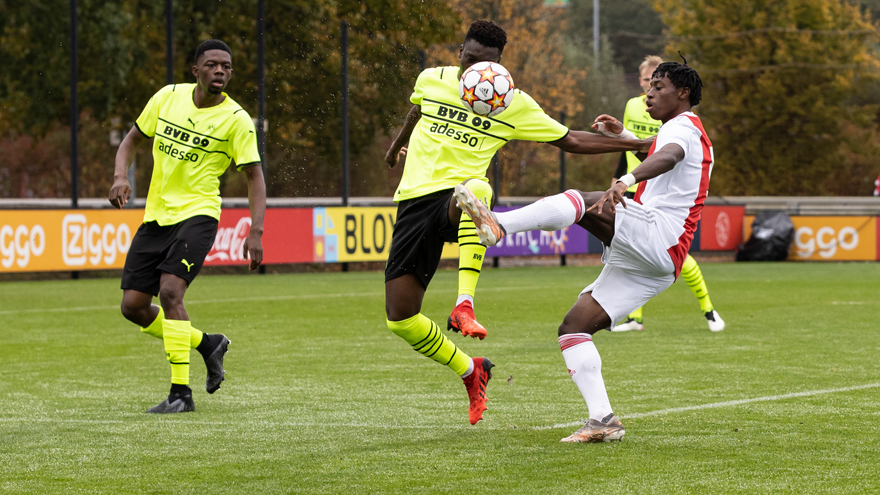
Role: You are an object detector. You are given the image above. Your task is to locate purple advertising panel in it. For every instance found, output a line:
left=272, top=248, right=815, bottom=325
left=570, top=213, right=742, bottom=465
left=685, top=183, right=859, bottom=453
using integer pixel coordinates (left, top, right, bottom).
left=485, top=206, right=589, bottom=257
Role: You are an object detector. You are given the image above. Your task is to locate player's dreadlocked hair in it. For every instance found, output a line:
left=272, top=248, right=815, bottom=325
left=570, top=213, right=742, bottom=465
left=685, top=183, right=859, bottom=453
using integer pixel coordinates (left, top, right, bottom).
left=194, top=39, right=232, bottom=63
left=464, top=20, right=507, bottom=54
left=652, top=58, right=703, bottom=107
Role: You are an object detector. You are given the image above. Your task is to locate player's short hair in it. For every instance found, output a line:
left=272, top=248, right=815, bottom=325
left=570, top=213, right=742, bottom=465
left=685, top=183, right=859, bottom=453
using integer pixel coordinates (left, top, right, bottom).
left=639, top=55, right=663, bottom=73
left=195, top=40, right=232, bottom=63
left=464, top=20, right=507, bottom=54
left=652, top=61, right=703, bottom=107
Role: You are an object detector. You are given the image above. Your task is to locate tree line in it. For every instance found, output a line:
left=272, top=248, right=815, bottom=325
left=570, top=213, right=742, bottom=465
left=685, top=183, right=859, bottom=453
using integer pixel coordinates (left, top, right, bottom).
left=1, top=0, right=879, bottom=200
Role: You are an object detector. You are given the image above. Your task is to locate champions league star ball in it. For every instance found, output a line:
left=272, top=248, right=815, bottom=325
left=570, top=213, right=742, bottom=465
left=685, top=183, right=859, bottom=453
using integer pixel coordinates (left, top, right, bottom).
left=459, top=62, right=515, bottom=117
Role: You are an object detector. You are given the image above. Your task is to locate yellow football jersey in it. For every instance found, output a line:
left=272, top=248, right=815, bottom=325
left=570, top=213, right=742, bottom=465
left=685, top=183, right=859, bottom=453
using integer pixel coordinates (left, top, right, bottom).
left=394, top=67, right=569, bottom=202
left=135, top=83, right=260, bottom=226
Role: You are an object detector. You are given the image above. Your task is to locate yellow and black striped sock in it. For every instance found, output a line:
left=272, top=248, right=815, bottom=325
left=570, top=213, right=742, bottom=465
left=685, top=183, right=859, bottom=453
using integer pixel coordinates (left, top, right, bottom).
left=457, top=180, right=493, bottom=303
left=681, top=254, right=714, bottom=313
left=387, top=314, right=471, bottom=376
left=458, top=211, right=486, bottom=302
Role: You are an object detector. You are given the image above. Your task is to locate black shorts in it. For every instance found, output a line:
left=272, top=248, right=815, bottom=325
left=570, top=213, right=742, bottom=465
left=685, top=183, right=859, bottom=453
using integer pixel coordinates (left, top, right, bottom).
left=121, top=215, right=219, bottom=296
left=385, top=189, right=458, bottom=289
left=624, top=191, right=636, bottom=199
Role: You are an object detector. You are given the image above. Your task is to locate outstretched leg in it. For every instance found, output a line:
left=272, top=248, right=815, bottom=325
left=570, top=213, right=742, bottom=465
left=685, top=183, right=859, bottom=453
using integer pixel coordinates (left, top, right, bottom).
left=454, top=186, right=616, bottom=246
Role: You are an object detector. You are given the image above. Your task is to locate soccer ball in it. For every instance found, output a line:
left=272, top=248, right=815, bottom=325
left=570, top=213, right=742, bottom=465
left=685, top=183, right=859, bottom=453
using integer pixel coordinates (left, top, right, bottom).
left=459, top=62, right=515, bottom=117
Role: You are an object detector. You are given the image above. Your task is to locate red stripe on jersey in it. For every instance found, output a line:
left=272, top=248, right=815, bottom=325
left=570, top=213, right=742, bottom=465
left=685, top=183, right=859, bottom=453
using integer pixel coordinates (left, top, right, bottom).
left=558, top=333, right=593, bottom=352
left=666, top=115, right=712, bottom=279
left=563, top=190, right=584, bottom=222
left=632, top=139, right=658, bottom=205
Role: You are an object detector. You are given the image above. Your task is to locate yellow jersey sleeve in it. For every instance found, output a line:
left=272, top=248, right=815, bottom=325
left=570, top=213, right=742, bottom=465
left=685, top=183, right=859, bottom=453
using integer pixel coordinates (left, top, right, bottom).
left=135, top=85, right=174, bottom=138
left=410, top=67, right=444, bottom=106
left=230, top=111, right=261, bottom=171
left=509, top=91, right=569, bottom=143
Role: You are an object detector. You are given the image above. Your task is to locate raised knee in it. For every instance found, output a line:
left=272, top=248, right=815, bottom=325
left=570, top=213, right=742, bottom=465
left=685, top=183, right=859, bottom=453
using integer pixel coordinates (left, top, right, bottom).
left=462, top=178, right=494, bottom=207
left=120, top=301, right=140, bottom=322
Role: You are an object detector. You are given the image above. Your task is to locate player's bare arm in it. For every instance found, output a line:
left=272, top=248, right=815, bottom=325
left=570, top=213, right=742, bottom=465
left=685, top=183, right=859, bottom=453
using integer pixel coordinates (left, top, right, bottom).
left=588, top=143, right=684, bottom=214
left=109, top=128, right=147, bottom=209
left=385, top=105, right=421, bottom=168
left=243, top=165, right=266, bottom=271
left=548, top=130, right=652, bottom=155
left=593, top=114, right=652, bottom=159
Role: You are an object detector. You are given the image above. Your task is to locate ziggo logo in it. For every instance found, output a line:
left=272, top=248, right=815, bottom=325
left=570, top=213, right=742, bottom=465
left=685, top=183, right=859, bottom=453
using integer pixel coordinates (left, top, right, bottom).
left=0, top=224, right=46, bottom=268
left=794, top=226, right=859, bottom=259
left=62, top=214, right=132, bottom=266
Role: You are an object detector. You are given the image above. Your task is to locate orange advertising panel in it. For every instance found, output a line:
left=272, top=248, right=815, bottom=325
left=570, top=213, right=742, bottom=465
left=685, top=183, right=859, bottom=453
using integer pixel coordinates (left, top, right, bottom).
left=744, top=215, right=876, bottom=261
left=0, top=209, right=144, bottom=272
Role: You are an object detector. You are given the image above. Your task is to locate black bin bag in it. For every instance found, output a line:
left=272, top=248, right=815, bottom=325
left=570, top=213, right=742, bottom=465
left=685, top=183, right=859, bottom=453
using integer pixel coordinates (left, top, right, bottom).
left=736, top=210, right=794, bottom=261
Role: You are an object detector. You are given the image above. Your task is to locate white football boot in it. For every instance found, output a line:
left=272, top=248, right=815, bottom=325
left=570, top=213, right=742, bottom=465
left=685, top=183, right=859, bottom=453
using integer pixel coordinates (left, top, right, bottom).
left=610, top=318, right=644, bottom=332
left=705, top=310, right=725, bottom=332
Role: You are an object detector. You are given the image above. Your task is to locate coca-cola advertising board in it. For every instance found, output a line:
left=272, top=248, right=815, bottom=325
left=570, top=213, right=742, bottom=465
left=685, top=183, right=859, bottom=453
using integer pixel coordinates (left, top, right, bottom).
left=204, top=208, right=312, bottom=266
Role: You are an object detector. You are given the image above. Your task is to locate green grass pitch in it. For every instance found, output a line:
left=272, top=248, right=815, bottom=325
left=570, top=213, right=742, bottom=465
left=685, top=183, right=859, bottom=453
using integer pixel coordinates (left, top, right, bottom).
left=1, top=262, right=879, bottom=494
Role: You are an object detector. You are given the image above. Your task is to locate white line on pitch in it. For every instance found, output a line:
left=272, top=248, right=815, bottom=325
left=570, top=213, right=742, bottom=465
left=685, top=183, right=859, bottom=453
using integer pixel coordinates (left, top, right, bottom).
left=0, top=284, right=579, bottom=315
left=533, top=382, right=880, bottom=431
left=2, top=383, right=878, bottom=431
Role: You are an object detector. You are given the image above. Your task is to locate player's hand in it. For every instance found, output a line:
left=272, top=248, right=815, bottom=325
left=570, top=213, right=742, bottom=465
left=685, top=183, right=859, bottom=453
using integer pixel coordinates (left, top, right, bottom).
left=639, top=136, right=655, bottom=154
left=385, top=147, right=407, bottom=168
left=591, top=114, right=624, bottom=136
left=586, top=182, right=628, bottom=215
left=243, top=230, right=263, bottom=271
left=108, top=178, right=131, bottom=209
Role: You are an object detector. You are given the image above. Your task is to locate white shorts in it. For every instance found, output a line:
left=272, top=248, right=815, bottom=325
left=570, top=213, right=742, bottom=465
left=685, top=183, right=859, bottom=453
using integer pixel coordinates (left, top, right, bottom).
left=580, top=202, right=676, bottom=327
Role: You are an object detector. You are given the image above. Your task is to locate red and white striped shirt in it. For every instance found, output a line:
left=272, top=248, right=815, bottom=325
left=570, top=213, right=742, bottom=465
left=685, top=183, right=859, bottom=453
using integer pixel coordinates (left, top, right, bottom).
left=633, top=111, right=713, bottom=278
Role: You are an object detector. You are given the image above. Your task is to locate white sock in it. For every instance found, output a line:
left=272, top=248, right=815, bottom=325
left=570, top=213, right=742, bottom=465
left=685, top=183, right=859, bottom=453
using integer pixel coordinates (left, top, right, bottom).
left=460, top=358, right=475, bottom=378
left=456, top=294, right=474, bottom=307
left=495, top=190, right=585, bottom=234
left=559, top=333, right=613, bottom=422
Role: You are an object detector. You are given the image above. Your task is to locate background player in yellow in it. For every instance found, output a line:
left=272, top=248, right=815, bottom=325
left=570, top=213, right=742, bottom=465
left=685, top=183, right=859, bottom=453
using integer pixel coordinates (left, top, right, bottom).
left=108, top=40, right=267, bottom=413
left=609, top=55, right=724, bottom=333
left=383, top=20, right=652, bottom=425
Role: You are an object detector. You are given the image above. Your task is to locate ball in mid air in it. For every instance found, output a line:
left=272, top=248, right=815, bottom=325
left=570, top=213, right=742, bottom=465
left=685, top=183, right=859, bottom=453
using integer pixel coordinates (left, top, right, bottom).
left=459, top=62, right=514, bottom=117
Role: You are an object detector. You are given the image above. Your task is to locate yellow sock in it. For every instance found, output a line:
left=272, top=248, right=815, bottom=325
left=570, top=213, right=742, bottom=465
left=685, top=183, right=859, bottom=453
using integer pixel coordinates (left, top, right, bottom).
left=458, top=180, right=493, bottom=301
left=190, top=326, right=203, bottom=348
left=140, top=307, right=202, bottom=347
left=140, top=307, right=164, bottom=339
left=681, top=254, right=714, bottom=313
left=162, top=319, right=192, bottom=385
left=628, top=306, right=643, bottom=323
left=387, top=314, right=471, bottom=376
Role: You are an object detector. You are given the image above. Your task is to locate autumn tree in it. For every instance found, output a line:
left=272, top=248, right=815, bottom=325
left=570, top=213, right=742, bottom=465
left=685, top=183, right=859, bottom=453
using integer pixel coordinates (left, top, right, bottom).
left=0, top=0, right=457, bottom=198
left=652, top=0, right=880, bottom=195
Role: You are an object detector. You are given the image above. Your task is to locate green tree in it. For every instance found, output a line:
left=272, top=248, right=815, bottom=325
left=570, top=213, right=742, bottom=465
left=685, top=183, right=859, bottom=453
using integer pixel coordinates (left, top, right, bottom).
left=653, top=0, right=880, bottom=195
left=565, top=0, right=665, bottom=75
